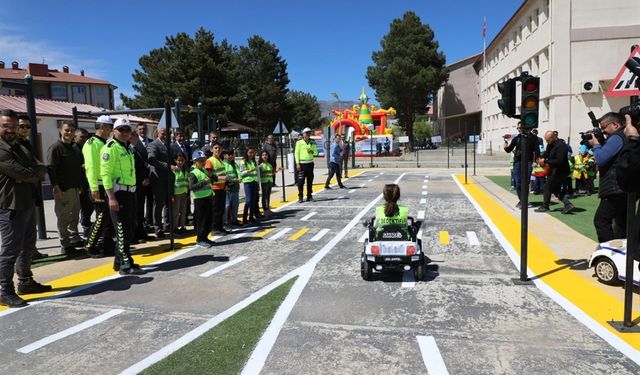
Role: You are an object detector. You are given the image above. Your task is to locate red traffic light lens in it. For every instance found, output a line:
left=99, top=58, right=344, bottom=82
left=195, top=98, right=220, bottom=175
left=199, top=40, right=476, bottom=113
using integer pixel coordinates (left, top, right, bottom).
left=524, top=80, right=538, bottom=92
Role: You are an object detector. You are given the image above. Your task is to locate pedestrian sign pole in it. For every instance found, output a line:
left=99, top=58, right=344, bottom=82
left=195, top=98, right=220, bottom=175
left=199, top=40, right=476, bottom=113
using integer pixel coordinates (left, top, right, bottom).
left=273, top=120, right=289, bottom=202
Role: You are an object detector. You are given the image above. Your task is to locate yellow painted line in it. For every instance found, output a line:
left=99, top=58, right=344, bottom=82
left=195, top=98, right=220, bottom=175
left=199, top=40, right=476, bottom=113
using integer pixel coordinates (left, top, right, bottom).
left=288, top=227, right=309, bottom=241
left=0, top=237, right=197, bottom=312
left=439, top=231, right=449, bottom=244
left=253, top=227, right=276, bottom=238
left=455, top=174, right=640, bottom=350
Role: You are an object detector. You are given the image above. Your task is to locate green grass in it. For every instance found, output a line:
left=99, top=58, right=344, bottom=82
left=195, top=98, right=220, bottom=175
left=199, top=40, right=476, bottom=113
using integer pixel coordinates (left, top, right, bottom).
left=141, top=276, right=297, bottom=375
left=486, top=176, right=599, bottom=241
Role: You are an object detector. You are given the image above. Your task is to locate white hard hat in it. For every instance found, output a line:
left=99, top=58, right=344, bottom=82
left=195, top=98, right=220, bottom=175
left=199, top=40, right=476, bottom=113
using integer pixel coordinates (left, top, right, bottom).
left=302, top=127, right=312, bottom=133
left=96, top=115, right=113, bottom=125
left=113, top=118, right=131, bottom=129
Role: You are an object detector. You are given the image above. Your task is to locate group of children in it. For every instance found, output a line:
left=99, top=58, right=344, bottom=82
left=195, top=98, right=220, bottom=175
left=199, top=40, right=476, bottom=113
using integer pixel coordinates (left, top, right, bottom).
left=514, top=144, right=596, bottom=196
left=171, top=145, right=281, bottom=248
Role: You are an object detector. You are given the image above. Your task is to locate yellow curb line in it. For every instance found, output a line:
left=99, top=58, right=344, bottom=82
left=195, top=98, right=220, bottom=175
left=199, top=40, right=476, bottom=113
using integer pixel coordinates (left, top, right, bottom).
left=456, top=174, right=640, bottom=351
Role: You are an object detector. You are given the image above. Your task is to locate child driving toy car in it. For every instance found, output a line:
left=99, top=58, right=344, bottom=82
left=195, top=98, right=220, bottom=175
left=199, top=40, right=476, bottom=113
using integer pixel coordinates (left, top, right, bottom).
left=375, top=184, right=409, bottom=238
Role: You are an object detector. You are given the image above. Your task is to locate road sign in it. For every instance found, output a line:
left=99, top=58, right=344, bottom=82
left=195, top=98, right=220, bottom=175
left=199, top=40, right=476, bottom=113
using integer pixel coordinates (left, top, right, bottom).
left=431, top=135, right=442, bottom=143
left=273, top=120, right=289, bottom=135
left=157, top=110, right=180, bottom=129
left=468, top=135, right=480, bottom=142
left=399, top=136, right=409, bottom=143
left=605, top=45, right=640, bottom=97
left=240, top=133, right=249, bottom=140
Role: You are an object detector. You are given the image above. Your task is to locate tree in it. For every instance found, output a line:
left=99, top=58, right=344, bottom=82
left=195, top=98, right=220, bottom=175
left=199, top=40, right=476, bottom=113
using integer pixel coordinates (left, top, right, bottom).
left=284, top=90, right=322, bottom=131
left=367, top=11, right=448, bottom=146
left=238, top=36, right=290, bottom=135
left=121, top=28, right=240, bottom=126
left=413, top=119, right=433, bottom=141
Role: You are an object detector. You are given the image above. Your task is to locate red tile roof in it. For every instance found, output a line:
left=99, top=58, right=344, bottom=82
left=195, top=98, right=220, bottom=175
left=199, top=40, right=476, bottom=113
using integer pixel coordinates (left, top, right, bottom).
left=0, top=68, right=112, bottom=86
left=0, top=94, right=157, bottom=124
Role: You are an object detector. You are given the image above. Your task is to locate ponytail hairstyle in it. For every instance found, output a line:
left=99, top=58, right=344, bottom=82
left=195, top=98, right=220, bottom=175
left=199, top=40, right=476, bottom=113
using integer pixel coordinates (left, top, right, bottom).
left=383, top=184, right=401, bottom=217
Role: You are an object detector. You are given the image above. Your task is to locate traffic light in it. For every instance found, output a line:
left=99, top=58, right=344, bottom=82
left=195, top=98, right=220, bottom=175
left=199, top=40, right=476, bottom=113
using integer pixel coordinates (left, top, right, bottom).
left=520, top=76, right=540, bottom=130
left=497, top=78, right=517, bottom=118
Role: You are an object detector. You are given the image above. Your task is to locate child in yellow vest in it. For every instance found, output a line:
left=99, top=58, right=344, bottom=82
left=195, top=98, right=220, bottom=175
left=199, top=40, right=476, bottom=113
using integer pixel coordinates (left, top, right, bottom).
left=172, top=153, right=189, bottom=234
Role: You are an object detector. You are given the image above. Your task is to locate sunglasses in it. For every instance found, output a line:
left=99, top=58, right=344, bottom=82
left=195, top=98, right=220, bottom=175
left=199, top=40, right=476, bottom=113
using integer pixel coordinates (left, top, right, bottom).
left=19, top=125, right=31, bottom=129
left=116, top=127, right=132, bottom=132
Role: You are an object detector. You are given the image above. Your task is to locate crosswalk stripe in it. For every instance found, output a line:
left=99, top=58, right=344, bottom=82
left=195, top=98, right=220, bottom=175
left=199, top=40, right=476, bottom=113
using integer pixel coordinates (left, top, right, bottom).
left=200, top=256, right=248, bottom=278
left=420, top=198, right=426, bottom=204
left=358, top=231, right=369, bottom=243
left=401, top=270, right=415, bottom=288
left=359, top=183, right=365, bottom=187
left=254, top=228, right=276, bottom=238
left=269, top=227, right=292, bottom=240
left=288, top=227, right=309, bottom=241
left=417, top=210, right=425, bottom=220
left=337, top=196, right=345, bottom=199
left=439, top=231, right=449, bottom=245
left=367, top=179, right=373, bottom=182
left=233, top=228, right=258, bottom=239
left=309, top=229, right=330, bottom=242
left=300, top=211, right=317, bottom=221
left=466, top=231, right=480, bottom=246
left=417, top=336, right=449, bottom=375
left=421, top=191, right=427, bottom=195
left=348, top=189, right=356, bottom=194
left=422, top=185, right=427, bottom=189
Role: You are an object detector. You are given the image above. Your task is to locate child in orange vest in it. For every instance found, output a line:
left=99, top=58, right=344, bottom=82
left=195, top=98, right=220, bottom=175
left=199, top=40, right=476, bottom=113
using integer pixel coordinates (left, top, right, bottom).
left=531, top=158, right=550, bottom=194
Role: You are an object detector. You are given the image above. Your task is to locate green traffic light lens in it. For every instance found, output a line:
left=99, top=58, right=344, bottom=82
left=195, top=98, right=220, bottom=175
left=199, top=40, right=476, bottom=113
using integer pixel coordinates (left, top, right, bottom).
left=522, top=113, right=537, bottom=127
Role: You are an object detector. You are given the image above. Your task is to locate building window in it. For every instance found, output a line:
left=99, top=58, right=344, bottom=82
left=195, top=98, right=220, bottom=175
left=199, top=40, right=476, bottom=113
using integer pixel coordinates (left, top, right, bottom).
left=71, top=85, right=87, bottom=104
left=540, top=49, right=549, bottom=72
left=541, top=1, right=549, bottom=23
left=531, top=56, right=539, bottom=75
left=534, top=8, right=540, bottom=29
left=51, top=83, right=67, bottom=101
left=542, top=99, right=549, bottom=121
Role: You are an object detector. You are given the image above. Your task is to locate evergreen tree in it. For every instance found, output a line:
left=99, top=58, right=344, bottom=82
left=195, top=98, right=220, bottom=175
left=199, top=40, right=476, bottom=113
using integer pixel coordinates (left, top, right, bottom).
left=238, top=36, right=290, bottom=135
left=367, top=12, right=448, bottom=146
left=284, top=90, right=322, bottom=131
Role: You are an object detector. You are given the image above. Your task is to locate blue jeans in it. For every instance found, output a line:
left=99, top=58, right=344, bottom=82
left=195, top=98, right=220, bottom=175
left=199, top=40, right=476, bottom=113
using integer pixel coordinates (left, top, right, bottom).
left=243, top=181, right=259, bottom=221
left=225, top=190, right=239, bottom=225
left=513, top=162, right=533, bottom=201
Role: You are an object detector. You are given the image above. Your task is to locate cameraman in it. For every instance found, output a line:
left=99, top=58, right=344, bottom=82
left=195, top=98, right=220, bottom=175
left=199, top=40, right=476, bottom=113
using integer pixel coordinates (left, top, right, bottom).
left=503, top=121, right=539, bottom=208
left=617, top=114, right=640, bottom=191
left=589, top=112, right=627, bottom=242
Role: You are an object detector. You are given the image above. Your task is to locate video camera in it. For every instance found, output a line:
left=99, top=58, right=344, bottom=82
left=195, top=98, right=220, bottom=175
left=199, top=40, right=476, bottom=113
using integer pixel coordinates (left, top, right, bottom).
left=580, top=111, right=606, bottom=146
left=619, top=103, right=640, bottom=125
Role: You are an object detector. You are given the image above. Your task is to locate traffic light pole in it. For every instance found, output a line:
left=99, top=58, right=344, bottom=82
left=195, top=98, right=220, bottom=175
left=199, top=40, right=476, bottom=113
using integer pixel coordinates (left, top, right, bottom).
left=518, top=132, right=531, bottom=283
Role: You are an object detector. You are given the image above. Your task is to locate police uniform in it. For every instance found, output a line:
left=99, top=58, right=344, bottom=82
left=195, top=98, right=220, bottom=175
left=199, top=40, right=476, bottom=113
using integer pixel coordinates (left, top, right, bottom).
left=83, top=116, right=115, bottom=257
left=100, top=119, right=140, bottom=273
left=294, top=129, right=318, bottom=202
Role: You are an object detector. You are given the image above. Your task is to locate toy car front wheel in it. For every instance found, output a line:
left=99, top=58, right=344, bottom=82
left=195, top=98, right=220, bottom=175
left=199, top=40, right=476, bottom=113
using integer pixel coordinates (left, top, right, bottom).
left=361, top=253, right=372, bottom=281
left=594, top=257, right=620, bottom=285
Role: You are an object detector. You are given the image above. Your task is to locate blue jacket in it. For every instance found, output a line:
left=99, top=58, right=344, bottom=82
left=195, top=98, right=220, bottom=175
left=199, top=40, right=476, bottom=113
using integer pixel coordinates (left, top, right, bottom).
left=330, top=142, right=342, bottom=165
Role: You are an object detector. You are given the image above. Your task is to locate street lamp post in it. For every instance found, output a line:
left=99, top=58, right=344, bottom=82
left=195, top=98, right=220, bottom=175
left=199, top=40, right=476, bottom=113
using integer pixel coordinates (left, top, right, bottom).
left=368, top=124, right=374, bottom=168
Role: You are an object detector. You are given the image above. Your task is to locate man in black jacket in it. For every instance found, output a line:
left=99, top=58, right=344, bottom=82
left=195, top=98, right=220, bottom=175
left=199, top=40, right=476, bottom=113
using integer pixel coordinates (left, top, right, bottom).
left=0, top=109, right=51, bottom=307
left=535, top=130, right=574, bottom=214
left=129, top=132, right=151, bottom=243
left=504, top=122, right=539, bottom=208
left=147, top=128, right=172, bottom=237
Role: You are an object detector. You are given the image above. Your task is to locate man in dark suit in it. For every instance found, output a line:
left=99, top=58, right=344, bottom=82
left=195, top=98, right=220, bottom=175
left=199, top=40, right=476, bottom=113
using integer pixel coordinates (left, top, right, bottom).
left=136, top=123, right=154, bottom=228
left=170, top=128, right=192, bottom=165
left=147, top=128, right=172, bottom=237
left=130, top=132, right=151, bottom=243
left=535, top=130, right=574, bottom=214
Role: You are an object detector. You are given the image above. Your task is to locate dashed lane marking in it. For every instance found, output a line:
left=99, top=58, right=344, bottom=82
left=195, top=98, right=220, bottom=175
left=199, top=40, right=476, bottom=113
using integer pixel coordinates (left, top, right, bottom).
left=466, top=231, right=480, bottom=246
left=422, top=185, right=427, bottom=189
left=337, top=196, right=345, bottom=199
left=309, top=229, right=330, bottom=242
left=417, top=210, right=425, bottom=220
left=421, top=191, right=428, bottom=195
left=200, top=256, right=248, bottom=278
left=300, top=212, right=317, bottom=221
left=359, top=183, right=365, bottom=187
left=358, top=231, right=369, bottom=243
left=254, top=228, right=276, bottom=238
left=17, top=309, right=124, bottom=354
left=417, top=336, right=450, bottom=375
left=367, top=179, right=373, bottom=182
left=288, top=227, right=309, bottom=241
left=417, top=230, right=423, bottom=239
left=232, top=229, right=258, bottom=239
left=348, top=189, right=356, bottom=194
left=420, top=198, right=426, bottom=204
left=269, top=228, right=292, bottom=240
left=439, top=231, right=449, bottom=245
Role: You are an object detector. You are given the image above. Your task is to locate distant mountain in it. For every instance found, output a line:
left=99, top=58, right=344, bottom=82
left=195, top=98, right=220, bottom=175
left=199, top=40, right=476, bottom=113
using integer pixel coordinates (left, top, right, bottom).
left=318, top=100, right=359, bottom=118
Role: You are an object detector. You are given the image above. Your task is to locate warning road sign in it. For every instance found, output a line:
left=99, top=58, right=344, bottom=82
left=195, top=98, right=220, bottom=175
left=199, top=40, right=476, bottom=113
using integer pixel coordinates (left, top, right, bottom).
left=605, top=46, right=640, bottom=97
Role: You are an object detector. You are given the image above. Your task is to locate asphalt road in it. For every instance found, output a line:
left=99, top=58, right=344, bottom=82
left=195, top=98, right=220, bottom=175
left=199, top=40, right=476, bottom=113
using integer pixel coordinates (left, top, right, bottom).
left=0, top=169, right=637, bottom=374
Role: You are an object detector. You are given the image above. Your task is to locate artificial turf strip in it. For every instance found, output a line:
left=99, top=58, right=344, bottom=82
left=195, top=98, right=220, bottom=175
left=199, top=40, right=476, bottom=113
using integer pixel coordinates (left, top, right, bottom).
left=486, top=175, right=599, bottom=241
left=141, top=276, right=298, bottom=375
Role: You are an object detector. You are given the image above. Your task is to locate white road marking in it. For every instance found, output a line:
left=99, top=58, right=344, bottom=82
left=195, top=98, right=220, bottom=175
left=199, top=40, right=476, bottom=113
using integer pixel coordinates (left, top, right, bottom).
left=420, top=198, right=427, bottom=204
left=417, top=210, right=425, bottom=220
left=367, top=179, right=373, bottom=182
left=417, top=230, right=423, bottom=239
left=300, top=211, right=317, bottom=221
left=348, top=189, right=356, bottom=194
left=200, top=256, right=248, bottom=278
left=379, top=172, right=385, bottom=174
left=337, top=196, right=345, bottom=199
left=452, top=174, right=640, bottom=368
left=422, top=185, right=427, bottom=189
left=422, top=191, right=428, bottom=195
left=309, top=229, right=330, bottom=242
left=269, top=228, right=292, bottom=240
left=122, top=173, right=409, bottom=375
left=466, top=231, right=480, bottom=246
left=232, top=228, right=258, bottom=239
left=358, top=231, right=369, bottom=243
left=18, top=309, right=124, bottom=354
left=417, top=335, right=449, bottom=375
left=359, top=183, right=365, bottom=187
left=401, top=270, right=415, bottom=288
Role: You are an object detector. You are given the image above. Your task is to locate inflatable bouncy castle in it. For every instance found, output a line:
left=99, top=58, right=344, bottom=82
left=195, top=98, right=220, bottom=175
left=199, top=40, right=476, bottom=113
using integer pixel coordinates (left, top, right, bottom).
left=331, top=88, right=397, bottom=156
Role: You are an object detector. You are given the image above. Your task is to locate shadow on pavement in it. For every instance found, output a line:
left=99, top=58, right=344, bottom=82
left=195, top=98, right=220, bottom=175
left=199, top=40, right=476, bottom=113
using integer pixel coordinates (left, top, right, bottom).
left=64, top=276, right=154, bottom=298
left=529, top=258, right=589, bottom=281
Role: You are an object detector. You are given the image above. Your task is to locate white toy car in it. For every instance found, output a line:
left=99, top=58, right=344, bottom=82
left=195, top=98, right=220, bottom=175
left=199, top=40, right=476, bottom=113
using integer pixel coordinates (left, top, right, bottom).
left=361, top=216, right=426, bottom=281
left=589, top=239, right=640, bottom=286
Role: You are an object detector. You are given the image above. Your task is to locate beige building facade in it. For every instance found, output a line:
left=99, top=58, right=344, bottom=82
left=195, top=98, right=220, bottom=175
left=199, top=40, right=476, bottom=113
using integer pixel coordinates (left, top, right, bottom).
left=480, top=0, right=640, bottom=151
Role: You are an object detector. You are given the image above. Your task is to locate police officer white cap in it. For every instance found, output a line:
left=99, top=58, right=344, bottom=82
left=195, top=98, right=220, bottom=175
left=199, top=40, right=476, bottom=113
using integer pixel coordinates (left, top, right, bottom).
left=302, top=127, right=312, bottom=133
left=113, top=118, right=131, bottom=129
left=96, top=115, right=113, bottom=125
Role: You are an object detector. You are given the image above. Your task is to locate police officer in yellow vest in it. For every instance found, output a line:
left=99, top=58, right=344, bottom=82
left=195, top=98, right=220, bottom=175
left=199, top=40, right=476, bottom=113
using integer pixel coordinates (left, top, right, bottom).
left=295, top=127, right=318, bottom=203
left=375, top=184, right=409, bottom=236
left=205, top=143, right=228, bottom=234
left=83, top=115, right=115, bottom=258
left=101, top=118, right=145, bottom=275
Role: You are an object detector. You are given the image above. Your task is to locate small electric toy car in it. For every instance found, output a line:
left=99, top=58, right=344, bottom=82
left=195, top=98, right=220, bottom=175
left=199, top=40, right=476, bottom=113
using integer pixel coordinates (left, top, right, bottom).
left=589, top=239, right=640, bottom=286
left=361, top=216, right=425, bottom=281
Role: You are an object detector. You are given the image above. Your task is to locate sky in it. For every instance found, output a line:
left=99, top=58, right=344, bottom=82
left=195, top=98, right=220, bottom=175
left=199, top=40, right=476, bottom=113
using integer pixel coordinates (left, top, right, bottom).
left=0, top=0, right=522, bottom=106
